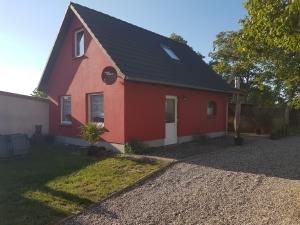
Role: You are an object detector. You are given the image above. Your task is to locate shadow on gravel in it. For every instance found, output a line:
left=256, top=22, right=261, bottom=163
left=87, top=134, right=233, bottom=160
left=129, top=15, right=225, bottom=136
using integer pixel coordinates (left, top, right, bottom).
left=148, top=136, right=235, bottom=160
left=150, top=136, right=300, bottom=181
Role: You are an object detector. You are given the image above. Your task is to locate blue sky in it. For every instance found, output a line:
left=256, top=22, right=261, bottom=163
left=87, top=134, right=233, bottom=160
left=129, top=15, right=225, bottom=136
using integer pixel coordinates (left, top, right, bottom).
left=0, top=0, right=246, bottom=95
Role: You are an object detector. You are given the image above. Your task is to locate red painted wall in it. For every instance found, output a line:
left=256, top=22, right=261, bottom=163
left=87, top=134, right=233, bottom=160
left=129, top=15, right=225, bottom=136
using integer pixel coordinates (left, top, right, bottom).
left=124, top=81, right=229, bottom=142
left=47, top=14, right=229, bottom=145
left=47, top=16, right=125, bottom=144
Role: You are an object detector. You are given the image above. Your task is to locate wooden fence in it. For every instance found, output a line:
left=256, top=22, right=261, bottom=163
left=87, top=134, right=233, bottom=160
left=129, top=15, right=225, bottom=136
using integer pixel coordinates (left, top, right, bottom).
left=228, top=104, right=299, bottom=133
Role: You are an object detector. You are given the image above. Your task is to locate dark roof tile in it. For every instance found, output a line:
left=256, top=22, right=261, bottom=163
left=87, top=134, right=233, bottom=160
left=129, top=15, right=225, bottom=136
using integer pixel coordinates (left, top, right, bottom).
left=39, top=3, right=235, bottom=93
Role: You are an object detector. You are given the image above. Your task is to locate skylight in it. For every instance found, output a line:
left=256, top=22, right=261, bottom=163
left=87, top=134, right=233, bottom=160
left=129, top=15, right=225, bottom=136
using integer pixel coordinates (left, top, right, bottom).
left=161, top=45, right=180, bottom=61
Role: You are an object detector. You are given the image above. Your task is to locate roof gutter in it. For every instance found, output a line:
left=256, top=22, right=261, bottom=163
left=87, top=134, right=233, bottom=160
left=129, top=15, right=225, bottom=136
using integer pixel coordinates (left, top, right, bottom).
left=125, top=77, right=238, bottom=95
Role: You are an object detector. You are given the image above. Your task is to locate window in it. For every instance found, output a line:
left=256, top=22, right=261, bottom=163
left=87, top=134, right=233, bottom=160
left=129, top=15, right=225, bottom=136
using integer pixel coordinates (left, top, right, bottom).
left=89, top=94, right=104, bottom=123
left=161, top=45, right=180, bottom=60
left=207, top=101, right=217, bottom=117
left=165, top=98, right=176, bottom=123
left=61, top=96, right=72, bottom=124
left=74, top=29, right=84, bottom=57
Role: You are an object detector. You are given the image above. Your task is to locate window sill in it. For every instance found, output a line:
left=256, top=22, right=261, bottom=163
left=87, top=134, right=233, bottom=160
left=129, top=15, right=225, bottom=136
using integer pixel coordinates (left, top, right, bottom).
left=60, top=123, right=72, bottom=127
left=72, top=55, right=87, bottom=60
left=90, top=122, right=105, bottom=127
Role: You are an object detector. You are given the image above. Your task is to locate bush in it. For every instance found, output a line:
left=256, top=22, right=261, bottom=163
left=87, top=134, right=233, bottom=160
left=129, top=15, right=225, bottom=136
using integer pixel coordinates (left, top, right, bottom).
left=79, top=123, right=106, bottom=146
left=124, top=140, right=146, bottom=154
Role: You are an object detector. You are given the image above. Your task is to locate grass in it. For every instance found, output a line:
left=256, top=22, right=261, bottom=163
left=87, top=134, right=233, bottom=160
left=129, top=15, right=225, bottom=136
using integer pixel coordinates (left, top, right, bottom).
left=0, top=145, right=167, bottom=225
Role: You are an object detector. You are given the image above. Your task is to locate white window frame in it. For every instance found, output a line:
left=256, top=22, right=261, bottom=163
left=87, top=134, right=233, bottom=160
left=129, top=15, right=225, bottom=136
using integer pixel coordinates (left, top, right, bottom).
left=74, top=29, right=85, bottom=57
left=161, top=45, right=180, bottom=61
left=207, top=101, right=217, bottom=117
left=60, top=96, right=72, bottom=125
left=88, top=93, right=104, bottom=125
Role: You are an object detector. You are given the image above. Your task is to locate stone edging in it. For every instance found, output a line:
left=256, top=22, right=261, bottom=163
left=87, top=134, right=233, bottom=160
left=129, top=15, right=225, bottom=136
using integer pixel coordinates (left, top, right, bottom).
left=55, top=156, right=178, bottom=225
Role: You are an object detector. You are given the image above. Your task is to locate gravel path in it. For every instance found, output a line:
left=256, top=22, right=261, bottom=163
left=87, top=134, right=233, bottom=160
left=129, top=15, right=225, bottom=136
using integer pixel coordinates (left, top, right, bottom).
left=63, top=136, right=300, bottom=225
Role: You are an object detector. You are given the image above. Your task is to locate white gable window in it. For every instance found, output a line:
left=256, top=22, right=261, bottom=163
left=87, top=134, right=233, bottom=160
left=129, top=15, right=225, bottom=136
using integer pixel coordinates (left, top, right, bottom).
left=61, top=96, right=72, bottom=124
left=74, top=29, right=85, bottom=57
left=89, top=94, right=104, bottom=123
left=161, top=45, right=180, bottom=60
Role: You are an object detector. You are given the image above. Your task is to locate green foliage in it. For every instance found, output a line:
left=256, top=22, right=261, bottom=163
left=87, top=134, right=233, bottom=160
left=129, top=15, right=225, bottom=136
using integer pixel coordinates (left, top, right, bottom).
left=124, top=140, right=146, bottom=154
left=79, top=123, right=106, bottom=146
left=209, top=31, right=258, bottom=87
left=246, top=85, right=285, bottom=107
left=0, top=145, right=165, bottom=225
left=169, top=33, right=205, bottom=59
left=31, top=88, right=47, bottom=98
left=210, top=0, right=300, bottom=108
left=169, top=32, right=188, bottom=45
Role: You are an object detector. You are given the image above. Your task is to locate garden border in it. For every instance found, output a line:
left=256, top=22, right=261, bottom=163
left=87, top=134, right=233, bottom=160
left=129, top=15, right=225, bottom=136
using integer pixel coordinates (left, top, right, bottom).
left=56, top=155, right=177, bottom=225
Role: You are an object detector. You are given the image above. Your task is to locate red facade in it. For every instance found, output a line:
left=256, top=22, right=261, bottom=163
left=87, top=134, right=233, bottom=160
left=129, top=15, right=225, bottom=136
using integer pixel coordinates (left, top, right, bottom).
left=124, top=81, right=228, bottom=142
left=47, top=16, right=229, bottom=145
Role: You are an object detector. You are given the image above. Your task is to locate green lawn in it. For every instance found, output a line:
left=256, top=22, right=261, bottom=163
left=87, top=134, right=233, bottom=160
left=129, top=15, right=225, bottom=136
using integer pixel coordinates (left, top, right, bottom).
left=0, top=145, right=167, bottom=225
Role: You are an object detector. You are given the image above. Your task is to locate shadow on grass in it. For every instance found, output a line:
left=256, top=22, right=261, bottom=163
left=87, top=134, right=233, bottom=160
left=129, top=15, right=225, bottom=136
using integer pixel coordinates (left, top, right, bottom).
left=0, top=144, right=111, bottom=225
left=120, top=156, right=158, bottom=165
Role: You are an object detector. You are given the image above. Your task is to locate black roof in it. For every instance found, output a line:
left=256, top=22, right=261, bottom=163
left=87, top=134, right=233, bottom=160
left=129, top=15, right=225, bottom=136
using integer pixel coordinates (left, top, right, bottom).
left=38, top=3, right=235, bottom=93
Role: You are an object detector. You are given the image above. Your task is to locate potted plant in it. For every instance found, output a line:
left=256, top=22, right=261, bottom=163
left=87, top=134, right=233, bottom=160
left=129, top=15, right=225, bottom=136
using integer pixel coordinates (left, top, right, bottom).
left=80, top=123, right=106, bottom=155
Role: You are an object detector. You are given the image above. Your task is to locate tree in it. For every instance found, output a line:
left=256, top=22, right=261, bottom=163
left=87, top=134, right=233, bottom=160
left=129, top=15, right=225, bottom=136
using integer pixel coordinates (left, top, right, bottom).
left=31, top=88, right=47, bottom=98
left=209, top=31, right=258, bottom=90
left=169, top=33, right=205, bottom=59
left=209, top=31, right=282, bottom=106
left=169, top=32, right=188, bottom=45
left=239, top=0, right=300, bottom=108
left=210, top=0, right=300, bottom=108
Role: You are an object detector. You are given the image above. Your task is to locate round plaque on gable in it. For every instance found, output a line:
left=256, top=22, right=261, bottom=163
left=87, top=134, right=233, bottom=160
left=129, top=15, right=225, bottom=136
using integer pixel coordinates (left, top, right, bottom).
left=101, top=66, right=117, bottom=85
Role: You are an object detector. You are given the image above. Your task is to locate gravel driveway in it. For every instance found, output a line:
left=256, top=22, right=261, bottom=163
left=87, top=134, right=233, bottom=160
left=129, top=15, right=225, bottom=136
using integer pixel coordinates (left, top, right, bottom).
left=63, top=136, right=300, bottom=225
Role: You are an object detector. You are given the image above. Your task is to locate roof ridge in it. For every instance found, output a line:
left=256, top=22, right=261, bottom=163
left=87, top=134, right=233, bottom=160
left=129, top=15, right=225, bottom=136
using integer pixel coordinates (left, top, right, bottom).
left=70, top=2, right=191, bottom=49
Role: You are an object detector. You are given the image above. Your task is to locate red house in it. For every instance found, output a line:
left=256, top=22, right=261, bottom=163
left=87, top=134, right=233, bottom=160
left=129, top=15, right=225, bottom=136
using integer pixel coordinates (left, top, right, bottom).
left=38, top=3, right=235, bottom=152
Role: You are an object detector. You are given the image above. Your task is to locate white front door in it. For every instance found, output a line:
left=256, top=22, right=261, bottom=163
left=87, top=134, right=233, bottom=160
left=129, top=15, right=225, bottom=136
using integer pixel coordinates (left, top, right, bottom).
left=165, top=96, right=177, bottom=145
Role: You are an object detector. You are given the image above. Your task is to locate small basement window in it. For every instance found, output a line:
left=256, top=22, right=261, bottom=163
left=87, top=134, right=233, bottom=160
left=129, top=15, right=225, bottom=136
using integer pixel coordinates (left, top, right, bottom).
left=74, top=29, right=85, bottom=57
left=207, top=101, right=217, bottom=117
left=61, top=96, right=72, bottom=124
left=89, top=94, right=104, bottom=123
left=161, top=45, right=180, bottom=60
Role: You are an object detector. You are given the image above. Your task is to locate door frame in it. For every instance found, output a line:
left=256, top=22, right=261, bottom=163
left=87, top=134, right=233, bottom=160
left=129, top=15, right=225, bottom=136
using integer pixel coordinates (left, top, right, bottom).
left=164, top=95, right=178, bottom=145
